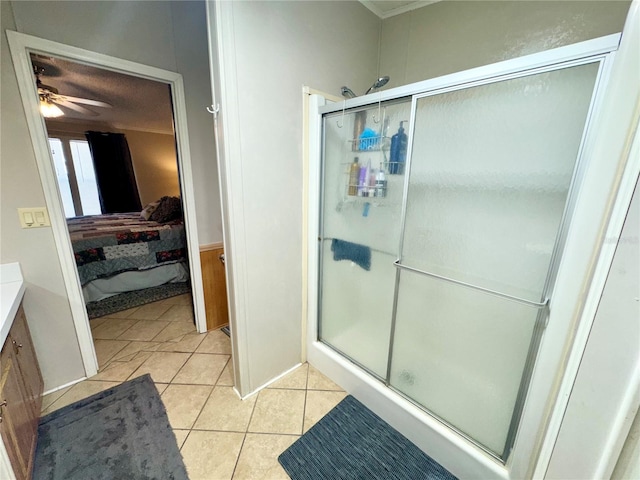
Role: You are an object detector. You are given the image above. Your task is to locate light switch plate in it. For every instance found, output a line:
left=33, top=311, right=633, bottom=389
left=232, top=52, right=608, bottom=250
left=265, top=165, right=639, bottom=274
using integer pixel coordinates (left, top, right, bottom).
left=18, top=207, right=51, bottom=228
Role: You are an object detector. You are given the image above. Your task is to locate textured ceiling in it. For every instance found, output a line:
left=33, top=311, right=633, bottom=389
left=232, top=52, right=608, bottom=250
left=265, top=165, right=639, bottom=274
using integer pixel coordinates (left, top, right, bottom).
left=361, top=0, right=441, bottom=18
left=369, top=0, right=417, bottom=13
left=31, top=54, right=175, bottom=135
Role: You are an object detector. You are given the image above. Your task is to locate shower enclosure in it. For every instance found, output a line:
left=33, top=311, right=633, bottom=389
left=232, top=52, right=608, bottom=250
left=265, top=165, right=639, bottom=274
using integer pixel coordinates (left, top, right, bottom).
left=307, top=35, right=620, bottom=476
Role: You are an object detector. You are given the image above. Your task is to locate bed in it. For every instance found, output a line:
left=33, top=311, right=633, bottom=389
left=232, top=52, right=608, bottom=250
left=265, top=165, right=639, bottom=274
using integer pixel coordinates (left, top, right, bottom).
left=67, top=213, right=190, bottom=303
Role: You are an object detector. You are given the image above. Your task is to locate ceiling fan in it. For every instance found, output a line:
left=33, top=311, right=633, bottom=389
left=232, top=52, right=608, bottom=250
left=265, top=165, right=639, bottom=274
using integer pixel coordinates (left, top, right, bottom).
left=34, top=66, right=112, bottom=118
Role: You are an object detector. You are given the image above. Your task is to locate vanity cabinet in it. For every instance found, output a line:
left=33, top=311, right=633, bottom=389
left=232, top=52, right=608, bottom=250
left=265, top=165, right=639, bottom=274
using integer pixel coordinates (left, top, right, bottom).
left=0, top=304, right=43, bottom=480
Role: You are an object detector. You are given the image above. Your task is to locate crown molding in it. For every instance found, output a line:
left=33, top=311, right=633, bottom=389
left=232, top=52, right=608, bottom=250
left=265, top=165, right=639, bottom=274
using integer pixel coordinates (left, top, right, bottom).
left=359, top=0, right=442, bottom=19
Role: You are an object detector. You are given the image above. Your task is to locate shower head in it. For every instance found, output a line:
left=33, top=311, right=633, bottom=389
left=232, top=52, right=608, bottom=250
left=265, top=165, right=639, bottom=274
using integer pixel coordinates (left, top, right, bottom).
left=364, top=76, right=390, bottom=95
left=341, top=86, right=356, bottom=99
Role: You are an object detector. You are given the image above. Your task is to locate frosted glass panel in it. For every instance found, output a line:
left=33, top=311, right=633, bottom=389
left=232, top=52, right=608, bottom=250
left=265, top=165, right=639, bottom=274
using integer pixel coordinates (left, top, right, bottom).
left=402, top=63, right=599, bottom=301
left=320, top=241, right=397, bottom=376
left=319, top=99, right=410, bottom=376
left=389, top=270, right=539, bottom=456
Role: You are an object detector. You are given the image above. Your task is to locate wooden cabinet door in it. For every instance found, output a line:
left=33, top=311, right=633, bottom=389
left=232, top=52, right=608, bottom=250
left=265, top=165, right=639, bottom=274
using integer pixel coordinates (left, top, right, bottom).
left=200, top=245, right=229, bottom=331
left=0, top=345, right=35, bottom=480
left=9, top=307, right=43, bottom=417
left=0, top=304, right=44, bottom=480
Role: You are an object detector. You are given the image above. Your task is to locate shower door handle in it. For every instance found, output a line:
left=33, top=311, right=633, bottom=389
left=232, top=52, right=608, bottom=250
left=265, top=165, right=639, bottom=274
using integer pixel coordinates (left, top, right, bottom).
left=393, top=260, right=548, bottom=309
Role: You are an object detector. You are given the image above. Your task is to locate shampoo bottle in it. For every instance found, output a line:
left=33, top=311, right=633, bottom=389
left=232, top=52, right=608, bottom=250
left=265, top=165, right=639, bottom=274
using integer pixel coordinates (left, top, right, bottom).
left=348, top=157, right=360, bottom=196
left=390, top=121, right=408, bottom=174
left=369, top=164, right=376, bottom=197
left=376, top=164, right=387, bottom=197
left=363, top=160, right=372, bottom=197
left=358, top=164, right=368, bottom=196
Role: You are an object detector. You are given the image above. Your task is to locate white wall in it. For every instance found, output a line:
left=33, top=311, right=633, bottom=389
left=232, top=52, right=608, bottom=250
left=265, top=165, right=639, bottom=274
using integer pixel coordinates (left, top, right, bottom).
left=612, top=407, right=640, bottom=480
left=1, top=0, right=220, bottom=390
left=212, top=0, right=381, bottom=394
left=379, top=0, right=630, bottom=87
left=546, top=175, right=639, bottom=478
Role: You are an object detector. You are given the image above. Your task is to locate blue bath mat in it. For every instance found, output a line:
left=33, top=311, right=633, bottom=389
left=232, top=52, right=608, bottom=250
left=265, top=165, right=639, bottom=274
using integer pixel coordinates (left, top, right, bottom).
left=278, top=395, right=457, bottom=479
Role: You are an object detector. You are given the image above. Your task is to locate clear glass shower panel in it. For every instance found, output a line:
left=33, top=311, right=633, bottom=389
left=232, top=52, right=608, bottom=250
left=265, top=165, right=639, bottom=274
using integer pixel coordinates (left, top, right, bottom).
left=319, top=99, right=411, bottom=377
left=389, top=270, right=539, bottom=456
left=401, top=63, right=599, bottom=301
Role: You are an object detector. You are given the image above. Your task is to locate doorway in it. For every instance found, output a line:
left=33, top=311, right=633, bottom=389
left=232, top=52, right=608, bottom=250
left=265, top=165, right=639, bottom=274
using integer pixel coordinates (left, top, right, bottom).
left=8, top=31, right=207, bottom=378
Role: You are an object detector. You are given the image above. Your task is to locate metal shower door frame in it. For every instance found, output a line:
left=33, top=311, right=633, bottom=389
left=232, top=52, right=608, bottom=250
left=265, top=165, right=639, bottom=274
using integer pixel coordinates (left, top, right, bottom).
left=385, top=56, right=611, bottom=462
left=311, top=34, right=621, bottom=476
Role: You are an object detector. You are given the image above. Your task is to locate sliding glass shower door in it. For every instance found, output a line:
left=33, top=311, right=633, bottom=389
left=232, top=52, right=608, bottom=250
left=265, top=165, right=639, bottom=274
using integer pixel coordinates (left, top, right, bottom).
left=318, top=60, right=602, bottom=460
left=390, top=63, right=600, bottom=458
left=320, top=99, right=411, bottom=377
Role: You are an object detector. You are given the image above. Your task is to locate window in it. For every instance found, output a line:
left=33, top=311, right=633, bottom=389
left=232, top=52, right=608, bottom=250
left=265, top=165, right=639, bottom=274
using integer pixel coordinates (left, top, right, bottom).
left=48, top=138, right=76, bottom=218
left=48, top=137, right=101, bottom=218
left=69, top=140, right=101, bottom=216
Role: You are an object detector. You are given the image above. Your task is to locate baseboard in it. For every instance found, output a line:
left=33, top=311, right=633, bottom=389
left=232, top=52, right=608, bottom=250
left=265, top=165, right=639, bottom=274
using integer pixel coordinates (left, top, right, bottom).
left=43, top=376, right=87, bottom=396
left=200, top=242, right=224, bottom=252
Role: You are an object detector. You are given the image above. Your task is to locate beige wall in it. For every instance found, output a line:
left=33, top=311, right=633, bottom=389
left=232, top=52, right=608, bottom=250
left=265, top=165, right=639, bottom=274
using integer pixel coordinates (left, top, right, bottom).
left=214, top=1, right=381, bottom=392
left=379, top=0, right=630, bottom=88
left=170, top=2, right=223, bottom=243
left=1, top=0, right=219, bottom=390
left=213, top=0, right=633, bottom=397
left=118, top=129, right=180, bottom=206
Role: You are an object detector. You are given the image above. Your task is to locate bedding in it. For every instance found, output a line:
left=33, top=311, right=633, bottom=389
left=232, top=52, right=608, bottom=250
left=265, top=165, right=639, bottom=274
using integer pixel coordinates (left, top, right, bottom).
left=67, top=213, right=187, bottom=286
left=82, top=263, right=189, bottom=303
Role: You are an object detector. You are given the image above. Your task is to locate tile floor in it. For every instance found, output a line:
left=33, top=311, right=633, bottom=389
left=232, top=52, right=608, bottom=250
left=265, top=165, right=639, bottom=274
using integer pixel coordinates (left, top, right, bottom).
left=40, top=294, right=347, bottom=480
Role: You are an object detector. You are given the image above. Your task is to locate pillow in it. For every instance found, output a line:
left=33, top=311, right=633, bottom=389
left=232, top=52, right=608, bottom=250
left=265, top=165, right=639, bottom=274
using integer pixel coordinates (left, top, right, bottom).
left=140, top=200, right=161, bottom=220
left=149, top=196, right=182, bottom=223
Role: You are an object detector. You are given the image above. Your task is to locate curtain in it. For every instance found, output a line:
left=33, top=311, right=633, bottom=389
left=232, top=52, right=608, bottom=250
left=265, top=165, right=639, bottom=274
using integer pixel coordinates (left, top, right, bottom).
left=85, top=131, right=141, bottom=213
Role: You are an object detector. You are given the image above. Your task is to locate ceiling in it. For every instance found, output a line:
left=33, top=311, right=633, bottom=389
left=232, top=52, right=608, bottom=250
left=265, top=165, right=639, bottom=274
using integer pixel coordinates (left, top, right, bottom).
left=360, top=0, right=441, bottom=19
left=31, top=54, right=175, bottom=135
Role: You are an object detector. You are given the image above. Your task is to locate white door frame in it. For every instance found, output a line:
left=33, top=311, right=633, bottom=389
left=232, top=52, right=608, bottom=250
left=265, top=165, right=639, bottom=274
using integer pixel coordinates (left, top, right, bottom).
left=7, top=31, right=208, bottom=378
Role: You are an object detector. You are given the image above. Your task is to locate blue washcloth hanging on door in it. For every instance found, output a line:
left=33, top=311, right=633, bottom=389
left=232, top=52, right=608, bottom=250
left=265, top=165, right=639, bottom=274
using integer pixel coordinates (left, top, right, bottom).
left=331, top=239, right=371, bottom=271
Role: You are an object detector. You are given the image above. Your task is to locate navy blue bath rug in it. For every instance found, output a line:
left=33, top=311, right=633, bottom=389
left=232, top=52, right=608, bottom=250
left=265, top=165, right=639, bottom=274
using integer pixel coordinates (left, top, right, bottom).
left=34, top=374, right=188, bottom=480
left=279, top=395, right=457, bottom=480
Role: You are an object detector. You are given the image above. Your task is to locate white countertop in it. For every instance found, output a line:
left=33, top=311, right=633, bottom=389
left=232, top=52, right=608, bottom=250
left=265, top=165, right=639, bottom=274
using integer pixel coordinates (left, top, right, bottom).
left=1, top=263, right=25, bottom=347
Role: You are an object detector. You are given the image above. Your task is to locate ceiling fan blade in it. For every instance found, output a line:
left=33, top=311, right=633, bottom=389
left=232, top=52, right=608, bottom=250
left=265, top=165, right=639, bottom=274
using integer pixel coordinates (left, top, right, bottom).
left=54, top=98, right=99, bottom=116
left=56, top=94, right=112, bottom=108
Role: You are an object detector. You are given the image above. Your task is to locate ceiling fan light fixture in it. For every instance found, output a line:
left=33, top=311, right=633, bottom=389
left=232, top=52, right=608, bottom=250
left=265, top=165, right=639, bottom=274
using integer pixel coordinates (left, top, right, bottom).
left=39, top=97, right=64, bottom=118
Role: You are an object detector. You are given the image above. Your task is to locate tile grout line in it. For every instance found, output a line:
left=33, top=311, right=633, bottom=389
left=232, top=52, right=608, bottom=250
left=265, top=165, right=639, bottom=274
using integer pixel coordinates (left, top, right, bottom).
left=46, top=299, right=197, bottom=413
left=230, top=382, right=261, bottom=479
left=95, top=340, right=132, bottom=371
left=178, top=429, right=191, bottom=453
left=300, top=363, right=311, bottom=435
left=91, top=317, right=138, bottom=341
left=188, top=354, right=232, bottom=430
left=230, top=432, right=248, bottom=479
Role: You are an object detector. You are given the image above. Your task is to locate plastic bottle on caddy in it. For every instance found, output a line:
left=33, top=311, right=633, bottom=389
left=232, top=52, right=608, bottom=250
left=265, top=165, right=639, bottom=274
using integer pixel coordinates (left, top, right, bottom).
left=348, top=157, right=360, bottom=196
left=389, top=121, right=407, bottom=174
left=357, top=162, right=368, bottom=197
left=375, top=164, right=386, bottom=197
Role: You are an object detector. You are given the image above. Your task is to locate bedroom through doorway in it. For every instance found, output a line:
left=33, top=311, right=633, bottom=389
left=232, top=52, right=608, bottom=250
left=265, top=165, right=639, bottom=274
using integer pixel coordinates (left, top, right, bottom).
left=32, top=53, right=200, bottom=364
